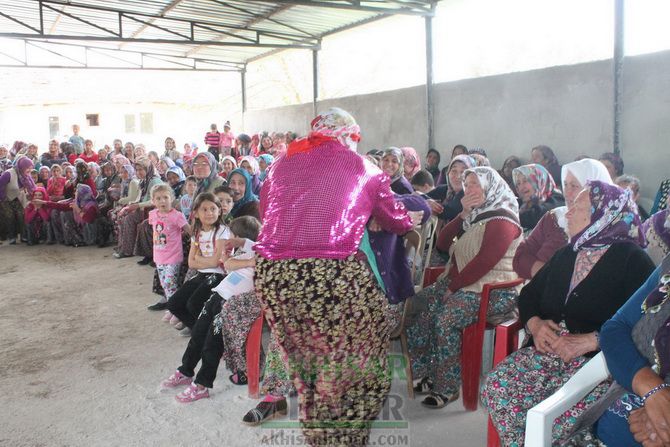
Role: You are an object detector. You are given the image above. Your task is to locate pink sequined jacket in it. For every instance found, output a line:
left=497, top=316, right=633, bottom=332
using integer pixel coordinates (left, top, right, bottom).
left=254, top=141, right=413, bottom=260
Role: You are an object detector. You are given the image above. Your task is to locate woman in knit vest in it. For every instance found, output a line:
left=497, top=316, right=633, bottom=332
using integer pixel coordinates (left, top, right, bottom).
left=407, top=166, right=523, bottom=408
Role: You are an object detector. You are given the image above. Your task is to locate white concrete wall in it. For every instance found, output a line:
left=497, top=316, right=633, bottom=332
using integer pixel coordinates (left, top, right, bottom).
left=243, top=50, right=670, bottom=200
left=0, top=103, right=242, bottom=154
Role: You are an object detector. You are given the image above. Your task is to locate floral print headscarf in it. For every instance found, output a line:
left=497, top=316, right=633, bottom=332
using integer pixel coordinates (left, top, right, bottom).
left=512, top=163, right=557, bottom=203
left=462, top=166, right=520, bottom=230
left=571, top=181, right=645, bottom=251
left=287, top=107, right=361, bottom=157
left=400, top=147, right=421, bottom=179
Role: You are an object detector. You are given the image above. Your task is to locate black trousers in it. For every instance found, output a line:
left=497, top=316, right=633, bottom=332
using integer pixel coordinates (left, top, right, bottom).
left=207, top=146, right=220, bottom=162
left=167, top=273, right=224, bottom=328
left=178, top=293, right=224, bottom=388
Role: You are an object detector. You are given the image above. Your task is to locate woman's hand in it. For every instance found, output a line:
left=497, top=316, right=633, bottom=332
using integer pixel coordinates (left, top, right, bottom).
left=408, top=211, right=424, bottom=228
left=527, top=317, right=560, bottom=354
left=549, top=333, right=598, bottom=363
left=630, top=408, right=670, bottom=446
left=32, top=199, right=46, bottom=205
left=126, top=203, right=139, bottom=212
left=367, top=217, right=382, bottom=232
left=643, top=388, right=670, bottom=445
left=459, top=191, right=485, bottom=219
left=426, top=199, right=444, bottom=215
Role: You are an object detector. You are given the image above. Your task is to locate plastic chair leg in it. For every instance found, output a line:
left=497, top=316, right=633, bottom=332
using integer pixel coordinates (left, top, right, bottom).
left=487, top=416, right=501, bottom=447
left=246, top=316, right=264, bottom=399
left=399, top=330, right=414, bottom=400
left=493, top=319, right=522, bottom=367
left=461, top=323, right=485, bottom=411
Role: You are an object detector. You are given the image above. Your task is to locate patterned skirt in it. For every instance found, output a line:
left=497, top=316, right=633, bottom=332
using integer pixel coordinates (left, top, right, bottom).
left=255, top=255, right=392, bottom=447
left=212, top=291, right=263, bottom=374
left=483, top=346, right=611, bottom=447
left=406, top=276, right=517, bottom=396
left=116, top=208, right=144, bottom=256
left=0, top=198, right=24, bottom=240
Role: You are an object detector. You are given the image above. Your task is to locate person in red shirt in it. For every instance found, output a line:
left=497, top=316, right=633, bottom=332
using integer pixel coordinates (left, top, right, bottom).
left=79, top=139, right=99, bottom=164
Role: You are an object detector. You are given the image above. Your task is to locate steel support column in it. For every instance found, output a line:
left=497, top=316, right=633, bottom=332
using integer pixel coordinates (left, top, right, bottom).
left=425, top=14, right=435, bottom=151
left=613, top=0, right=624, bottom=155
left=241, top=66, right=247, bottom=113
left=312, top=48, right=319, bottom=116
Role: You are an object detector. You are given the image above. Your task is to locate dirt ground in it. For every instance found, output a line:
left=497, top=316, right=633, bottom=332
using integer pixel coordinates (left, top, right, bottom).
left=0, top=244, right=487, bottom=447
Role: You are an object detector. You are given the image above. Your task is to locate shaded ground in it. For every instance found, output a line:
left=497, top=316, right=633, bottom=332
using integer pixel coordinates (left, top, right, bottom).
left=0, top=244, right=488, bottom=447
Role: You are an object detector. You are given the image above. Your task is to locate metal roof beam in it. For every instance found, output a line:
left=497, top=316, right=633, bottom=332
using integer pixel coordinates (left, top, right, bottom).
left=26, top=0, right=313, bottom=42
left=242, top=0, right=435, bottom=16
left=210, top=0, right=316, bottom=38
left=17, top=38, right=245, bottom=69
left=0, top=33, right=318, bottom=49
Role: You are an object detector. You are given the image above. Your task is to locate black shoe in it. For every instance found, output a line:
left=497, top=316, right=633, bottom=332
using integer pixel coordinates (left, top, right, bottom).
left=413, top=377, right=434, bottom=395
left=242, top=399, right=288, bottom=426
left=137, top=256, right=153, bottom=265
left=420, top=391, right=459, bottom=409
left=149, top=261, right=156, bottom=268
left=147, top=302, right=168, bottom=311
left=229, top=371, right=248, bottom=385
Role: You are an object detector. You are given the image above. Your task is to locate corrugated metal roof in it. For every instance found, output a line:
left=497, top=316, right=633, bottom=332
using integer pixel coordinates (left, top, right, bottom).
left=0, top=0, right=436, bottom=68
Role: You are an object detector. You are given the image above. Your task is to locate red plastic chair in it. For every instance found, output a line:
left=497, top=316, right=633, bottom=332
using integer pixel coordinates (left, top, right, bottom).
left=246, top=315, right=264, bottom=399
left=461, top=278, right=524, bottom=411
left=486, top=317, right=524, bottom=447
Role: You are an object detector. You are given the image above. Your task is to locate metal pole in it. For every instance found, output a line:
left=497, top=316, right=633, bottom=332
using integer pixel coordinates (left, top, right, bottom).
left=425, top=14, right=435, bottom=151
left=312, top=48, right=319, bottom=117
left=613, top=0, right=624, bottom=155
left=241, top=66, right=247, bottom=113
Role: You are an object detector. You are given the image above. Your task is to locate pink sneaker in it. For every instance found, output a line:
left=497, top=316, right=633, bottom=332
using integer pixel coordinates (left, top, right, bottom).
left=162, top=311, right=173, bottom=322
left=160, top=371, right=193, bottom=389
left=169, top=315, right=181, bottom=326
left=175, top=384, right=209, bottom=403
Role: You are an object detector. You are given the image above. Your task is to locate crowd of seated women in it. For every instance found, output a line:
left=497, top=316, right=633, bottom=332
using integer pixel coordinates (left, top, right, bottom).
left=2, top=125, right=670, bottom=447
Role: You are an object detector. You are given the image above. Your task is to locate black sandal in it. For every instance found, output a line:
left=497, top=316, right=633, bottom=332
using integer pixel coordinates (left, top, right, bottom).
left=421, top=391, right=459, bottom=409
left=229, top=371, right=248, bottom=385
left=242, top=398, right=288, bottom=426
left=413, top=377, right=434, bottom=395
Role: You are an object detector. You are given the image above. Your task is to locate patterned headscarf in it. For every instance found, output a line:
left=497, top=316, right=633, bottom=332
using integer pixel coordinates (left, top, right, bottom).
left=648, top=209, right=670, bottom=252
left=382, top=147, right=405, bottom=183
left=400, top=147, right=421, bottom=179
left=75, top=183, right=96, bottom=208
left=512, top=163, right=557, bottom=203
left=571, top=181, right=645, bottom=251
left=462, top=166, right=520, bottom=230
left=287, top=107, right=361, bottom=157
left=240, top=155, right=260, bottom=176
left=135, top=158, right=158, bottom=199
left=446, top=154, right=477, bottom=201
left=192, top=152, right=219, bottom=196
left=640, top=256, right=670, bottom=379
left=166, top=165, right=186, bottom=182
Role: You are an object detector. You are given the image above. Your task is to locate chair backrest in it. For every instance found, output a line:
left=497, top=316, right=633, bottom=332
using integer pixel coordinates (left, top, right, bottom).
left=416, top=215, right=439, bottom=287
left=404, top=229, right=422, bottom=280
left=524, top=352, right=610, bottom=446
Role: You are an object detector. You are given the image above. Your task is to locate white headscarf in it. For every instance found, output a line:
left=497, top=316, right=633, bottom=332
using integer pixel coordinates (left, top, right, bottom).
left=552, top=159, right=615, bottom=231
left=561, top=159, right=614, bottom=189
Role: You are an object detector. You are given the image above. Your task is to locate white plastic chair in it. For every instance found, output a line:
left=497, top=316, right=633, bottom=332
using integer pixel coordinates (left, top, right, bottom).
left=524, top=352, right=610, bottom=446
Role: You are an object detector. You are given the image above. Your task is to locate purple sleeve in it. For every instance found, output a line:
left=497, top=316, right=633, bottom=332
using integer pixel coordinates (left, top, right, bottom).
left=0, top=171, right=11, bottom=201
left=396, top=194, right=431, bottom=225
left=370, top=174, right=413, bottom=235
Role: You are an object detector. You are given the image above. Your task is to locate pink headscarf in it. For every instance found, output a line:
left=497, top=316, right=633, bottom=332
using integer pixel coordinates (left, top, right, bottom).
left=400, top=147, right=421, bottom=179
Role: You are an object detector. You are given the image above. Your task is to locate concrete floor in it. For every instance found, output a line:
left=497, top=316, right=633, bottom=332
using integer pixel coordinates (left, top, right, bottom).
left=0, top=244, right=490, bottom=447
